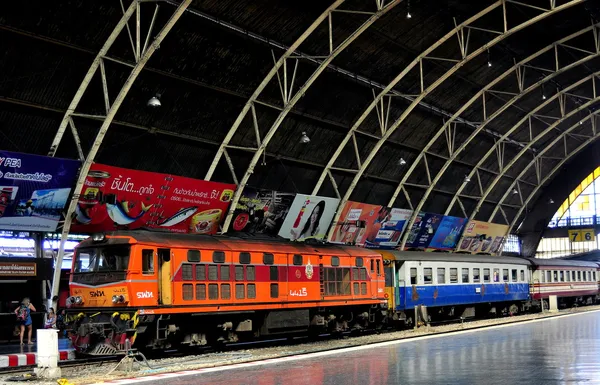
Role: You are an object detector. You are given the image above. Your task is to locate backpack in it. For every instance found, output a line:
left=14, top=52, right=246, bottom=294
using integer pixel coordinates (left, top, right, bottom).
left=16, top=306, right=27, bottom=321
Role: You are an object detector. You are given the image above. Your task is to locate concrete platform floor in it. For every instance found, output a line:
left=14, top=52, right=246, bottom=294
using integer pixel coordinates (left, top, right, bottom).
left=119, top=310, right=600, bottom=385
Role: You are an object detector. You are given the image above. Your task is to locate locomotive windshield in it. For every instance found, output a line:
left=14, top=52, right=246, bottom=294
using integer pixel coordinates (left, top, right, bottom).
left=74, top=245, right=131, bottom=273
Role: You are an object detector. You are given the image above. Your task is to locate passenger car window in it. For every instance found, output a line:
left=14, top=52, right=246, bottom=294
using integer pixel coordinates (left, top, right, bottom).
left=449, top=268, right=458, bottom=283
left=546, top=271, right=551, bottom=282
left=502, top=269, right=508, bottom=282
left=437, top=268, right=446, bottom=284
left=462, top=268, right=469, bottom=283
left=553, top=271, right=558, bottom=282
left=493, top=268, right=499, bottom=282
left=560, top=271, right=564, bottom=282
left=473, top=268, right=480, bottom=283
left=424, top=268, right=432, bottom=284
left=483, top=268, right=490, bottom=283
left=520, top=270, right=525, bottom=282
left=410, top=268, right=417, bottom=285
left=511, top=269, right=517, bottom=282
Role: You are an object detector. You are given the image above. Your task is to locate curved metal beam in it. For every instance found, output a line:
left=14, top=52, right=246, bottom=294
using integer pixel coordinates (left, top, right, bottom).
left=325, top=0, right=583, bottom=241
left=311, top=1, right=504, bottom=196
left=217, top=0, right=401, bottom=233
left=494, top=112, right=599, bottom=229
left=48, top=0, right=191, bottom=310
left=392, top=23, right=600, bottom=248
left=204, top=0, right=347, bottom=181
left=504, top=114, right=600, bottom=248
left=471, top=75, right=599, bottom=224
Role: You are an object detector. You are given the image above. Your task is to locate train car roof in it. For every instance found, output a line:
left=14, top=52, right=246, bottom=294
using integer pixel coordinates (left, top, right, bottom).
left=525, top=258, right=600, bottom=268
left=379, top=250, right=532, bottom=266
left=79, top=231, right=381, bottom=257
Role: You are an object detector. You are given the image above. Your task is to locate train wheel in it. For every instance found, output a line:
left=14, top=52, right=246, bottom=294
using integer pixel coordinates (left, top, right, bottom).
left=509, top=304, right=519, bottom=316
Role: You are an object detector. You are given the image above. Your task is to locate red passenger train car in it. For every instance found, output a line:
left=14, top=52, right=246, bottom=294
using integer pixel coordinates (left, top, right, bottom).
left=67, top=231, right=387, bottom=355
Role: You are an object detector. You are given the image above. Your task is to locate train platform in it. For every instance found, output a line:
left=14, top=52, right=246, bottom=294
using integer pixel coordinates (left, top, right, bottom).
left=92, top=310, right=600, bottom=385
left=0, top=338, right=74, bottom=368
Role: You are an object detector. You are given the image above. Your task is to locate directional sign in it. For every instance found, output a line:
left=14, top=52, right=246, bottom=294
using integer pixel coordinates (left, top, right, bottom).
left=568, top=229, right=596, bottom=243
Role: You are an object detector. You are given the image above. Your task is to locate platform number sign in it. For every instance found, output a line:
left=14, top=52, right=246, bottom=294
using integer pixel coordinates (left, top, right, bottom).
left=568, top=229, right=596, bottom=243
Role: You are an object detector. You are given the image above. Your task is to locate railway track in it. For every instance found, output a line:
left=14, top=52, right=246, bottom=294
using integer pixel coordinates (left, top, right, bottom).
left=1, top=305, right=597, bottom=380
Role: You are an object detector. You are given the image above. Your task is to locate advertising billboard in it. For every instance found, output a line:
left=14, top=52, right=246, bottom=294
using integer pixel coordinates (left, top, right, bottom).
left=455, top=220, right=509, bottom=255
left=0, top=150, right=80, bottom=232
left=229, top=188, right=296, bottom=235
left=278, top=194, right=340, bottom=241
left=404, top=212, right=444, bottom=249
left=426, top=215, right=468, bottom=250
left=70, top=163, right=235, bottom=234
left=328, top=201, right=413, bottom=249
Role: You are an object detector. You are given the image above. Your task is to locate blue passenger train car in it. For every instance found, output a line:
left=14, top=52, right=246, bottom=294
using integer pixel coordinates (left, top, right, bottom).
left=381, top=251, right=532, bottom=324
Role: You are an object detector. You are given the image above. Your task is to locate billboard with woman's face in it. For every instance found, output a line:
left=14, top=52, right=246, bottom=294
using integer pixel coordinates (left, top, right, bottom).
left=278, top=194, right=340, bottom=241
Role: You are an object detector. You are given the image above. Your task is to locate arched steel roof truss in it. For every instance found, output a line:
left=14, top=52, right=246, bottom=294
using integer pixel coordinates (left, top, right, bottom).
left=392, top=23, right=600, bottom=248
left=503, top=114, right=600, bottom=250
left=487, top=77, right=600, bottom=223
left=210, top=0, right=402, bottom=232
left=46, top=0, right=192, bottom=310
left=322, top=0, right=584, bottom=241
left=468, top=72, right=600, bottom=226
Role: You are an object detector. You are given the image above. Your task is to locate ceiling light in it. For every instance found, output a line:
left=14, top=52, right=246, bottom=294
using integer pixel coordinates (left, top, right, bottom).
left=147, top=94, right=161, bottom=108
left=512, top=188, right=518, bottom=195
left=300, top=132, right=310, bottom=144
left=548, top=198, right=554, bottom=204
left=464, top=175, right=471, bottom=183
left=542, top=94, right=546, bottom=100
left=398, top=158, right=407, bottom=166
left=487, top=61, right=492, bottom=67
left=579, top=121, right=583, bottom=125
left=406, top=11, right=412, bottom=19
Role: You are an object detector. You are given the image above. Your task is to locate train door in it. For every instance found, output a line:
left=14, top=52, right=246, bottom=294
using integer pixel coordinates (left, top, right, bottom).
left=157, top=248, right=172, bottom=305
left=369, top=258, right=382, bottom=297
left=397, top=263, right=406, bottom=310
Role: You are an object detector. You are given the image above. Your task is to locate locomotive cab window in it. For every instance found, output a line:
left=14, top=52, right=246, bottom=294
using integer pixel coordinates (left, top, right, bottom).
left=187, top=250, right=200, bottom=263
left=142, top=249, right=154, bottom=274
left=213, top=251, right=225, bottom=264
left=355, top=257, right=364, bottom=267
left=293, top=254, right=303, bottom=266
left=239, top=252, right=251, bottom=264
left=331, top=256, right=340, bottom=267
left=263, top=253, right=274, bottom=265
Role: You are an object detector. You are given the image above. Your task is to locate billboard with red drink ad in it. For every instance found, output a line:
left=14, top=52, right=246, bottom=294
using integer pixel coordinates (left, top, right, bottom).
left=0, top=150, right=80, bottom=232
left=230, top=188, right=296, bottom=235
left=70, top=163, right=235, bottom=234
left=328, top=201, right=413, bottom=249
left=277, top=194, right=340, bottom=241
left=455, top=220, right=509, bottom=255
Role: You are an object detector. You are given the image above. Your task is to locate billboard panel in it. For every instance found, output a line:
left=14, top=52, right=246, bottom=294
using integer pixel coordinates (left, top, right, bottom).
left=427, top=215, right=468, bottom=250
left=404, top=212, right=444, bottom=249
left=229, top=188, right=296, bottom=235
left=0, top=150, right=80, bottom=232
left=328, top=201, right=412, bottom=248
left=456, top=220, right=509, bottom=255
left=278, top=194, right=340, bottom=241
left=70, top=163, right=235, bottom=234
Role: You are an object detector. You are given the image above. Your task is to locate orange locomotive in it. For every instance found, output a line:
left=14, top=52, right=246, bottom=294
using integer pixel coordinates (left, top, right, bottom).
left=67, top=231, right=387, bottom=355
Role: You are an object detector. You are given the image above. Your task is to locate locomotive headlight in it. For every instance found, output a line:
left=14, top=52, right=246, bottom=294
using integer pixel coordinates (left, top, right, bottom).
left=74, top=296, right=83, bottom=304
left=112, top=295, right=126, bottom=304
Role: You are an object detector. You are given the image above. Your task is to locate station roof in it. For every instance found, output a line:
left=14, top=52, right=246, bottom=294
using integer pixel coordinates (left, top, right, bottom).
left=2, top=0, right=600, bottom=236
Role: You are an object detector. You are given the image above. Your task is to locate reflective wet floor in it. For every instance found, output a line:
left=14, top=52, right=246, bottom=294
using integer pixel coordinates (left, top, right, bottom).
left=139, top=311, right=600, bottom=385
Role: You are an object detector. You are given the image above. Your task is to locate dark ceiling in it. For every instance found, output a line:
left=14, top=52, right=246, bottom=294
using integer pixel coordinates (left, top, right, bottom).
left=1, top=0, right=600, bottom=236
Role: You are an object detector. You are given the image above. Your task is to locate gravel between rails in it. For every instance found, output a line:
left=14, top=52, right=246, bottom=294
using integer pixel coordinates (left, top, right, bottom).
left=3, top=305, right=600, bottom=385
